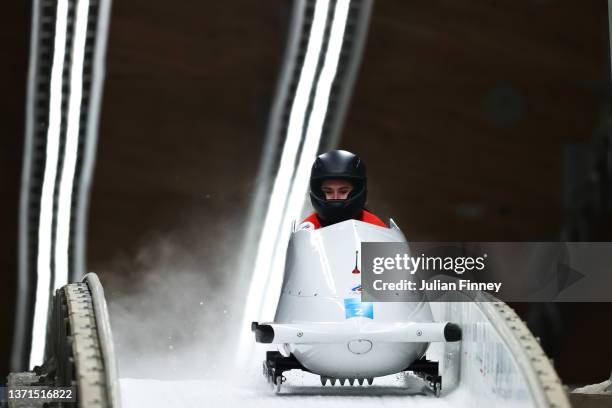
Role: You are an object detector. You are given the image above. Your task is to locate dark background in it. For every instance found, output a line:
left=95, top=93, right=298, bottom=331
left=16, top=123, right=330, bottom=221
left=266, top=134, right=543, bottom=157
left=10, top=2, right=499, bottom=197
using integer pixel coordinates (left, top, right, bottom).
left=2, top=0, right=610, bottom=384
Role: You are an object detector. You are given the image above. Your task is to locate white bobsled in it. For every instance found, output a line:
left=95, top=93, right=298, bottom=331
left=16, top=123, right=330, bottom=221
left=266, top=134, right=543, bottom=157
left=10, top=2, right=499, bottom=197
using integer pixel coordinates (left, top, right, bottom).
left=252, top=219, right=461, bottom=393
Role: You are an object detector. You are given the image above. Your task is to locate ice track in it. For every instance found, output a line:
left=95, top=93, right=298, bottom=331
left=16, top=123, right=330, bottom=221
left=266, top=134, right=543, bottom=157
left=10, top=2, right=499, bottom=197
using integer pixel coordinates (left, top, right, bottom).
left=120, top=373, right=461, bottom=408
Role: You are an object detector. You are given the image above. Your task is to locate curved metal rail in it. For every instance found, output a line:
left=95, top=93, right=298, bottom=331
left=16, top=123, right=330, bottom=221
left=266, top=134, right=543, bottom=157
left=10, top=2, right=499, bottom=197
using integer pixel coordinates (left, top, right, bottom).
left=429, top=291, right=570, bottom=407
left=7, top=273, right=120, bottom=408
left=481, top=298, right=568, bottom=407
left=83, top=273, right=121, bottom=408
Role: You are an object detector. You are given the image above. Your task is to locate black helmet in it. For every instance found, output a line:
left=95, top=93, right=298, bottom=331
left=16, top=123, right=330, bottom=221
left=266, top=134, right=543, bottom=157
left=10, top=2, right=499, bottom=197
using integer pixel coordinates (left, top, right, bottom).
left=309, top=150, right=367, bottom=225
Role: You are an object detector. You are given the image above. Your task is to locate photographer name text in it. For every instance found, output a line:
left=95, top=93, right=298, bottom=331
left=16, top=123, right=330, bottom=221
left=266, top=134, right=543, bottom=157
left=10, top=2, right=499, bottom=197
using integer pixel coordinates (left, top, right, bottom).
left=372, top=278, right=502, bottom=293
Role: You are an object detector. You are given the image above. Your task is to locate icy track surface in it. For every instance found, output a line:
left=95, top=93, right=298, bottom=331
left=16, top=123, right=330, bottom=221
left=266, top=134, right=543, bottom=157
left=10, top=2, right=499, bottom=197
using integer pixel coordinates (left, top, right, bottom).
left=120, top=371, right=463, bottom=408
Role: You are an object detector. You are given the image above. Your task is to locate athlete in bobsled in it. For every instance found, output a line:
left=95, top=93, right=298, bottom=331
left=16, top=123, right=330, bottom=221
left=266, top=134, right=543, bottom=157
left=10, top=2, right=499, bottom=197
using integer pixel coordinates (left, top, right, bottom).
left=251, top=150, right=461, bottom=395
left=298, top=149, right=386, bottom=230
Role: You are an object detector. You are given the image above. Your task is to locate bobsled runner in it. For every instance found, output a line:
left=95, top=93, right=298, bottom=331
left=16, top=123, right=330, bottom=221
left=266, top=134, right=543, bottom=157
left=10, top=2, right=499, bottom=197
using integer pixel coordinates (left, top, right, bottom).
left=252, top=219, right=461, bottom=395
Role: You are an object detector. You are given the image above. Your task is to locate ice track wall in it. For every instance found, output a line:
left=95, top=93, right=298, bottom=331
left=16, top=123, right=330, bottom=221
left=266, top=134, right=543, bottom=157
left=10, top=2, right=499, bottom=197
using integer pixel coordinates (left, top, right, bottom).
left=6, top=273, right=121, bottom=408
left=6, top=276, right=569, bottom=408
left=429, top=292, right=569, bottom=408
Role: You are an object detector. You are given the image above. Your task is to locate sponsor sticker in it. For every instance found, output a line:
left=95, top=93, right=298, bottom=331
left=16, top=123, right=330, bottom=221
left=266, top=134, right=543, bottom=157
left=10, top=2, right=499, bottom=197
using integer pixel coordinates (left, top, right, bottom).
left=344, top=298, right=373, bottom=319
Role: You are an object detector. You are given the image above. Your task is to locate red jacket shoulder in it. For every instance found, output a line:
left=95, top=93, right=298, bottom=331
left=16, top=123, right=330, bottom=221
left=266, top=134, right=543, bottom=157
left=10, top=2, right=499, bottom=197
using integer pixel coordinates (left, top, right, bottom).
left=300, top=210, right=387, bottom=229
left=299, top=212, right=321, bottom=230
left=361, top=210, right=387, bottom=228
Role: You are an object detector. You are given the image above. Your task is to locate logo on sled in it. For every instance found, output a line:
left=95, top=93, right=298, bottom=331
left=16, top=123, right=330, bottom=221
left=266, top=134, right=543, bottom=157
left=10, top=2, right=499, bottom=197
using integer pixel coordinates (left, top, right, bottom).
left=344, top=298, right=373, bottom=319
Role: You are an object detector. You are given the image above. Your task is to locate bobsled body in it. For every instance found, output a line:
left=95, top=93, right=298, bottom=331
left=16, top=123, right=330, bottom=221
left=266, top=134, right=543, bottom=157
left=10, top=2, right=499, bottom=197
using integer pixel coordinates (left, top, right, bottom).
left=266, top=219, right=439, bottom=378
